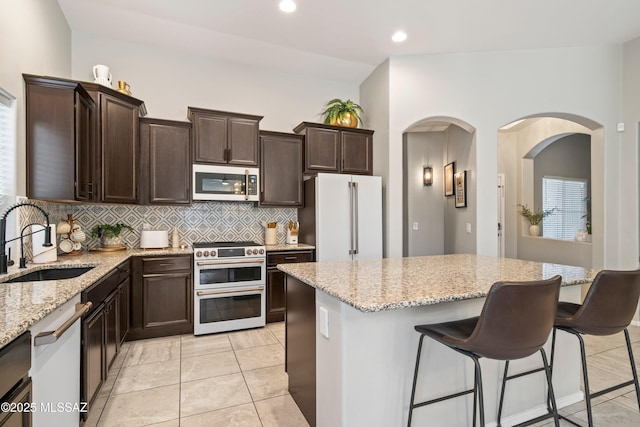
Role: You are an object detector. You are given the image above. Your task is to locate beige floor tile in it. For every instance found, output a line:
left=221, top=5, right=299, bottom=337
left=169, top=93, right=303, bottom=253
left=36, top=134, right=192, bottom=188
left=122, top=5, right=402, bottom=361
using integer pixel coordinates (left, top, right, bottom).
left=615, top=389, right=640, bottom=411
left=181, top=350, right=240, bottom=382
left=267, top=322, right=286, bottom=345
left=180, top=373, right=252, bottom=417
left=180, top=403, right=262, bottom=427
left=181, top=333, right=232, bottom=358
left=97, top=384, right=179, bottom=427
left=235, top=343, right=284, bottom=371
left=145, top=419, right=180, bottom=427
left=254, top=394, right=310, bottom=427
left=228, top=327, right=279, bottom=350
left=111, top=344, right=130, bottom=369
left=243, top=364, right=289, bottom=401
left=112, top=359, right=180, bottom=395
left=570, top=398, right=640, bottom=425
left=123, top=339, right=181, bottom=367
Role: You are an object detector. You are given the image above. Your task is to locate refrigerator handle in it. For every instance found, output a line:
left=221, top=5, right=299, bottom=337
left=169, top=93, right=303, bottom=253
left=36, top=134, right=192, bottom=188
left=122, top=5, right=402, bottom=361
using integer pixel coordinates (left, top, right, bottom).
left=353, top=181, right=359, bottom=255
left=348, top=181, right=355, bottom=255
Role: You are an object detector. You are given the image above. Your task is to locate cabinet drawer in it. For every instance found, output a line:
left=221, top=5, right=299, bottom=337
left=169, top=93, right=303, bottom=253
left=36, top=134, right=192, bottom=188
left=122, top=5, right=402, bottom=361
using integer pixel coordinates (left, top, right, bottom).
left=267, top=251, right=313, bottom=267
left=83, top=269, right=119, bottom=311
left=142, top=256, right=191, bottom=274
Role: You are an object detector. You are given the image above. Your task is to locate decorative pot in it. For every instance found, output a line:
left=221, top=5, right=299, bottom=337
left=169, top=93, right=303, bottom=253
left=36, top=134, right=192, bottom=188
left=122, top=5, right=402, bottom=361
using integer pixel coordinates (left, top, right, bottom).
left=529, top=225, right=540, bottom=237
left=101, top=235, right=122, bottom=248
left=330, top=112, right=358, bottom=128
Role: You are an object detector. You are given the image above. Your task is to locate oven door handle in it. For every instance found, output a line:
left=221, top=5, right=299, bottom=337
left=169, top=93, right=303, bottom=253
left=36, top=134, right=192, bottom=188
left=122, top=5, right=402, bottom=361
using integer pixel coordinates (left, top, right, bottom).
left=196, top=259, right=265, bottom=266
left=197, top=286, right=264, bottom=297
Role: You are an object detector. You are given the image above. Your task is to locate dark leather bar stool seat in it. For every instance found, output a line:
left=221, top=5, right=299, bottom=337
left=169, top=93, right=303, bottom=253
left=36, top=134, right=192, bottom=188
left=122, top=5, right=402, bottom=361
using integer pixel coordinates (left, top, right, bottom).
left=408, top=275, right=563, bottom=427
left=551, top=269, right=640, bottom=427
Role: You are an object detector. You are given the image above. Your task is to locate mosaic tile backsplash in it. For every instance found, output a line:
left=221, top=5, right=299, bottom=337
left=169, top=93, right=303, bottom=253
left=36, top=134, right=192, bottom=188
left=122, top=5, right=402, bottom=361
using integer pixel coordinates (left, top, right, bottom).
left=20, top=200, right=297, bottom=257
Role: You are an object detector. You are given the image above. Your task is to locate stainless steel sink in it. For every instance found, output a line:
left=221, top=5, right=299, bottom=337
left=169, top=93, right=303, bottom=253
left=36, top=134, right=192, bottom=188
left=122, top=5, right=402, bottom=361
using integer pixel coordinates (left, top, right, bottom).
left=2, top=267, right=94, bottom=283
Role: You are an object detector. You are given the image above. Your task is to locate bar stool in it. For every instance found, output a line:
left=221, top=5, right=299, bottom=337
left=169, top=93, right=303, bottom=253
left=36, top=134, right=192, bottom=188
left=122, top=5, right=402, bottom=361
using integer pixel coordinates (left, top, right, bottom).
left=408, top=275, right=562, bottom=427
left=551, top=269, right=640, bottom=427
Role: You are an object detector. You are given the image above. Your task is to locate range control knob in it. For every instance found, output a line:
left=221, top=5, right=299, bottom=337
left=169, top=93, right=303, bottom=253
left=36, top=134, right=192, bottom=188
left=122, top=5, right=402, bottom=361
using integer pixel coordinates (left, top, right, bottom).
left=203, top=251, right=210, bottom=257
left=211, top=250, right=217, bottom=257
left=246, top=249, right=251, bottom=255
left=195, top=251, right=202, bottom=257
left=259, top=248, right=264, bottom=254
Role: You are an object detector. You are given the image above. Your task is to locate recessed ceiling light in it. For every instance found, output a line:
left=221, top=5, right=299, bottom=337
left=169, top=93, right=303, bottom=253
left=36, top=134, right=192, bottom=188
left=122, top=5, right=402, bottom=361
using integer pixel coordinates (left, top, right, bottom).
left=279, top=0, right=297, bottom=13
left=392, top=31, right=407, bottom=43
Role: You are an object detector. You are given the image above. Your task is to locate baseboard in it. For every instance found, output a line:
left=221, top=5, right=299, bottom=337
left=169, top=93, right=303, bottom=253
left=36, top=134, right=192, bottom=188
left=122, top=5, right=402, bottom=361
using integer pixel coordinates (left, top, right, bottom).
left=631, top=319, right=640, bottom=327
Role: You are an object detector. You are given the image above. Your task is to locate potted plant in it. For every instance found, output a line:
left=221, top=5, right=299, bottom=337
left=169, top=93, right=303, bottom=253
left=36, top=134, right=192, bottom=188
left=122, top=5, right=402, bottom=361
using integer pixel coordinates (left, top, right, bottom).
left=517, top=204, right=556, bottom=237
left=320, top=98, right=363, bottom=128
left=90, top=223, right=134, bottom=248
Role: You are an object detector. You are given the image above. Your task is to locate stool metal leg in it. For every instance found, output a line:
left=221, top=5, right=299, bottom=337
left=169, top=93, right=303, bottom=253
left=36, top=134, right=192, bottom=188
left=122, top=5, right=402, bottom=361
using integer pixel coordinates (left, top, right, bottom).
left=575, top=332, right=594, bottom=427
left=540, top=348, right=560, bottom=427
left=408, top=334, right=426, bottom=427
left=472, top=364, right=478, bottom=427
left=623, top=328, right=640, bottom=412
left=470, top=355, right=485, bottom=427
left=496, top=360, right=510, bottom=427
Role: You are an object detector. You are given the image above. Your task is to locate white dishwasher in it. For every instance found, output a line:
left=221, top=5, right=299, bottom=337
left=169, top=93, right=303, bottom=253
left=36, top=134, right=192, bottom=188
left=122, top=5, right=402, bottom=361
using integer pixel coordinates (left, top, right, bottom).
left=29, top=294, right=92, bottom=427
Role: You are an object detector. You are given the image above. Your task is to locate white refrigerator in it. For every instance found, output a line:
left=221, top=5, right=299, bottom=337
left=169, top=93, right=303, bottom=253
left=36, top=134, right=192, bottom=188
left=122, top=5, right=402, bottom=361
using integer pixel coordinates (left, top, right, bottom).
left=299, top=173, right=382, bottom=262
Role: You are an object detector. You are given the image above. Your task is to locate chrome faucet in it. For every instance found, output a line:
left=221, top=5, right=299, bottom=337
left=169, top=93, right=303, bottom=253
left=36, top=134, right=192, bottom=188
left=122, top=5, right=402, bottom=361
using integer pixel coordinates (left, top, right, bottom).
left=0, top=202, right=52, bottom=274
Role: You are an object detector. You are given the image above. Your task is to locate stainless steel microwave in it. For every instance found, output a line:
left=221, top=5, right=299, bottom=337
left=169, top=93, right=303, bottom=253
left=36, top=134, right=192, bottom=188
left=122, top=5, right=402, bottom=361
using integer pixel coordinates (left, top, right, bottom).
left=193, top=164, right=259, bottom=201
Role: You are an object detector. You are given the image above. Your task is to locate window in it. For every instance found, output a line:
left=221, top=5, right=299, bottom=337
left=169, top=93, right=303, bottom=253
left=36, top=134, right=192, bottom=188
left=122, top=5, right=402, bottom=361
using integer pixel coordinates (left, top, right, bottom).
left=0, top=87, right=16, bottom=213
left=542, top=176, right=587, bottom=240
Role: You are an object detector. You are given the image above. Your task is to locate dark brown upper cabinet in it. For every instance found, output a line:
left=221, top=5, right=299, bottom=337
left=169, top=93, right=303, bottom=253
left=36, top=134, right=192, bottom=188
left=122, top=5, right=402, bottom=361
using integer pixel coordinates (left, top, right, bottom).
left=188, top=107, right=263, bottom=166
left=293, top=122, right=374, bottom=176
left=83, top=83, right=145, bottom=204
left=24, top=74, right=146, bottom=204
left=140, top=118, right=192, bottom=205
left=24, top=75, right=96, bottom=202
left=259, top=131, right=304, bottom=207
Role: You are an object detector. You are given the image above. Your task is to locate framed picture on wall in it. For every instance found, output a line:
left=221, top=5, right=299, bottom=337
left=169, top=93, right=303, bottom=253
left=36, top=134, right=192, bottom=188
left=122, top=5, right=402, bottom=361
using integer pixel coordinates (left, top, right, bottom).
left=455, top=170, right=467, bottom=208
left=444, top=162, right=455, bottom=196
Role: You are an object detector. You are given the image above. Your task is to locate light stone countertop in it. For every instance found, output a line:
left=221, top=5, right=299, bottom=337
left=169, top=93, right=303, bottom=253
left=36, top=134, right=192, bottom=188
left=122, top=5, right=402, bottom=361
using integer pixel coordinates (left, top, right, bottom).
left=0, top=247, right=192, bottom=349
left=265, top=243, right=315, bottom=252
left=277, top=254, right=598, bottom=313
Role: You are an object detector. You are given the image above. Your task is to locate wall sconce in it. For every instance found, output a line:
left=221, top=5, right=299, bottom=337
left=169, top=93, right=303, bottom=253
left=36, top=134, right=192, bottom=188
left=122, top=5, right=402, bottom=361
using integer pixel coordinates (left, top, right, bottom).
left=423, top=166, right=433, bottom=186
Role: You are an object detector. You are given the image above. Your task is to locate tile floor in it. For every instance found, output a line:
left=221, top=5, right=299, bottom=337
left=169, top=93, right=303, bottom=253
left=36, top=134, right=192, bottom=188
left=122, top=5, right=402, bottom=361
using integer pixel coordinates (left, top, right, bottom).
left=86, top=322, right=309, bottom=427
left=87, top=323, right=640, bottom=426
left=533, top=325, right=640, bottom=426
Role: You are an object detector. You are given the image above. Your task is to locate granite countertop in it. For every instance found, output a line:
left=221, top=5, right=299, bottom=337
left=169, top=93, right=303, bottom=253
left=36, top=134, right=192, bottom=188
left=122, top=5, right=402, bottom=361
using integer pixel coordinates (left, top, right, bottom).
left=0, top=247, right=191, bottom=349
left=277, top=254, right=597, bottom=313
left=265, top=243, right=315, bottom=251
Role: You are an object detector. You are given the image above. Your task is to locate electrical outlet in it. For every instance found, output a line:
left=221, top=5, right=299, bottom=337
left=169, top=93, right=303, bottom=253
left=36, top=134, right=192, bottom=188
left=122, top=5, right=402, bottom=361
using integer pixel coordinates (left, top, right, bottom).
left=466, top=223, right=472, bottom=233
left=412, top=222, right=419, bottom=230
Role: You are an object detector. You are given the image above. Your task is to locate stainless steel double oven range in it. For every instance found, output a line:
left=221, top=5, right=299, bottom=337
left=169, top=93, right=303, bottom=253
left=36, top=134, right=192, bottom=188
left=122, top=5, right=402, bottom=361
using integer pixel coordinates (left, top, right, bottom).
left=193, top=241, right=266, bottom=335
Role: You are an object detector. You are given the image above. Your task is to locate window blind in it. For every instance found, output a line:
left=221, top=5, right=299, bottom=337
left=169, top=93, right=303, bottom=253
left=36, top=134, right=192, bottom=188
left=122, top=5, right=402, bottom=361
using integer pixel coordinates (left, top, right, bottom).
left=0, top=88, right=16, bottom=213
left=542, top=176, right=587, bottom=240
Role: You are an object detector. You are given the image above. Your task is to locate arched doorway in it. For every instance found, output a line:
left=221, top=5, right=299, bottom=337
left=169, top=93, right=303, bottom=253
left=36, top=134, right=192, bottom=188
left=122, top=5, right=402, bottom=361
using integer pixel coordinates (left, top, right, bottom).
left=402, top=117, right=476, bottom=257
left=498, top=114, right=603, bottom=269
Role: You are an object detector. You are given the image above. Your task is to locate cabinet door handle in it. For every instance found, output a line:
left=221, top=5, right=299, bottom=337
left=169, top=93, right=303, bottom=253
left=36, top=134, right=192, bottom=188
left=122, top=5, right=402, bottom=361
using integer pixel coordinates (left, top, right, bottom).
left=34, top=302, right=93, bottom=346
left=285, top=256, right=297, bottom=261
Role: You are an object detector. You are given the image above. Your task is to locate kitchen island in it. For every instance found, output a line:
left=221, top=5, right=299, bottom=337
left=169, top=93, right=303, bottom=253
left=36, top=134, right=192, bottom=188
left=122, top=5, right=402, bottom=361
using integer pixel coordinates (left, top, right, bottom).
left=278, top=254, right=597, bottom=427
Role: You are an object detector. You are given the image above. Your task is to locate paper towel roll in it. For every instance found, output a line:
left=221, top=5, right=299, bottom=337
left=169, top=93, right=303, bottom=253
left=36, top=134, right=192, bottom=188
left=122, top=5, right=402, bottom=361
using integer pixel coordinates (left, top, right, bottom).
left=32, top=224, right=57, bottom=264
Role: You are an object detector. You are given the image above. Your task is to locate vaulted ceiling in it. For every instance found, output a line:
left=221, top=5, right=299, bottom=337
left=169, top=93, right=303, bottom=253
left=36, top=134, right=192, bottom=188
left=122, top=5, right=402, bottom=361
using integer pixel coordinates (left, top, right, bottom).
left=58, top=0, right=640, bottom=83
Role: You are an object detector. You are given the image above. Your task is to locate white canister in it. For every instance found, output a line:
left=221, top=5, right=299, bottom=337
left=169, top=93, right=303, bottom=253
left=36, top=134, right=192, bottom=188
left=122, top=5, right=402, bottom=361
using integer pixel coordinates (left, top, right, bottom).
left=32, top=224, right=57, bottom=263
left=265, top=228, right=277, bottom=245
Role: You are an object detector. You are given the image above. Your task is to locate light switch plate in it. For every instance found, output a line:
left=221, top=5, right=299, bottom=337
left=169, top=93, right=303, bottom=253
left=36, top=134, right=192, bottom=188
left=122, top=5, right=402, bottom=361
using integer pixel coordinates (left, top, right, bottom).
left=319, top=306, right=329, bottom=338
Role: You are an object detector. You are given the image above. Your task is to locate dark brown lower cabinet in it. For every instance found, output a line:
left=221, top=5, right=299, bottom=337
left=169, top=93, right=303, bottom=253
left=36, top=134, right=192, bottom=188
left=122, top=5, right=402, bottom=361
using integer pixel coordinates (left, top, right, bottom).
left=81, top=260, right=130, bottom=419
left=266, top=250, right=313, bottom=323
left=0, top=378, right=32, bottom=427
left=104, top=292, right=118, bottom=371
left=82, top=307, right=105, bottom=409
left=286, top=275, right=316, bottom=426
left=118, top=277, right=130, bottom=345
left=129, top=255, right=193, bottom=340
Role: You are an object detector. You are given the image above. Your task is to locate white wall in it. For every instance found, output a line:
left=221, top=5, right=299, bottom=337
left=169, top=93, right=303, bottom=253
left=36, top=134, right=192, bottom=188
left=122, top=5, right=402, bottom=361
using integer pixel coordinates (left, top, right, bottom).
left=365, top=46, right=629, bottom=267
left=71, top=32, right=359, bottom=132
left=360, top=60, right=390, bottom=256
left=443, top=125, right=476, bottom=254
left=403, top=132, right=445, bottom=256
left=0, top=0, right=71, bottom=197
